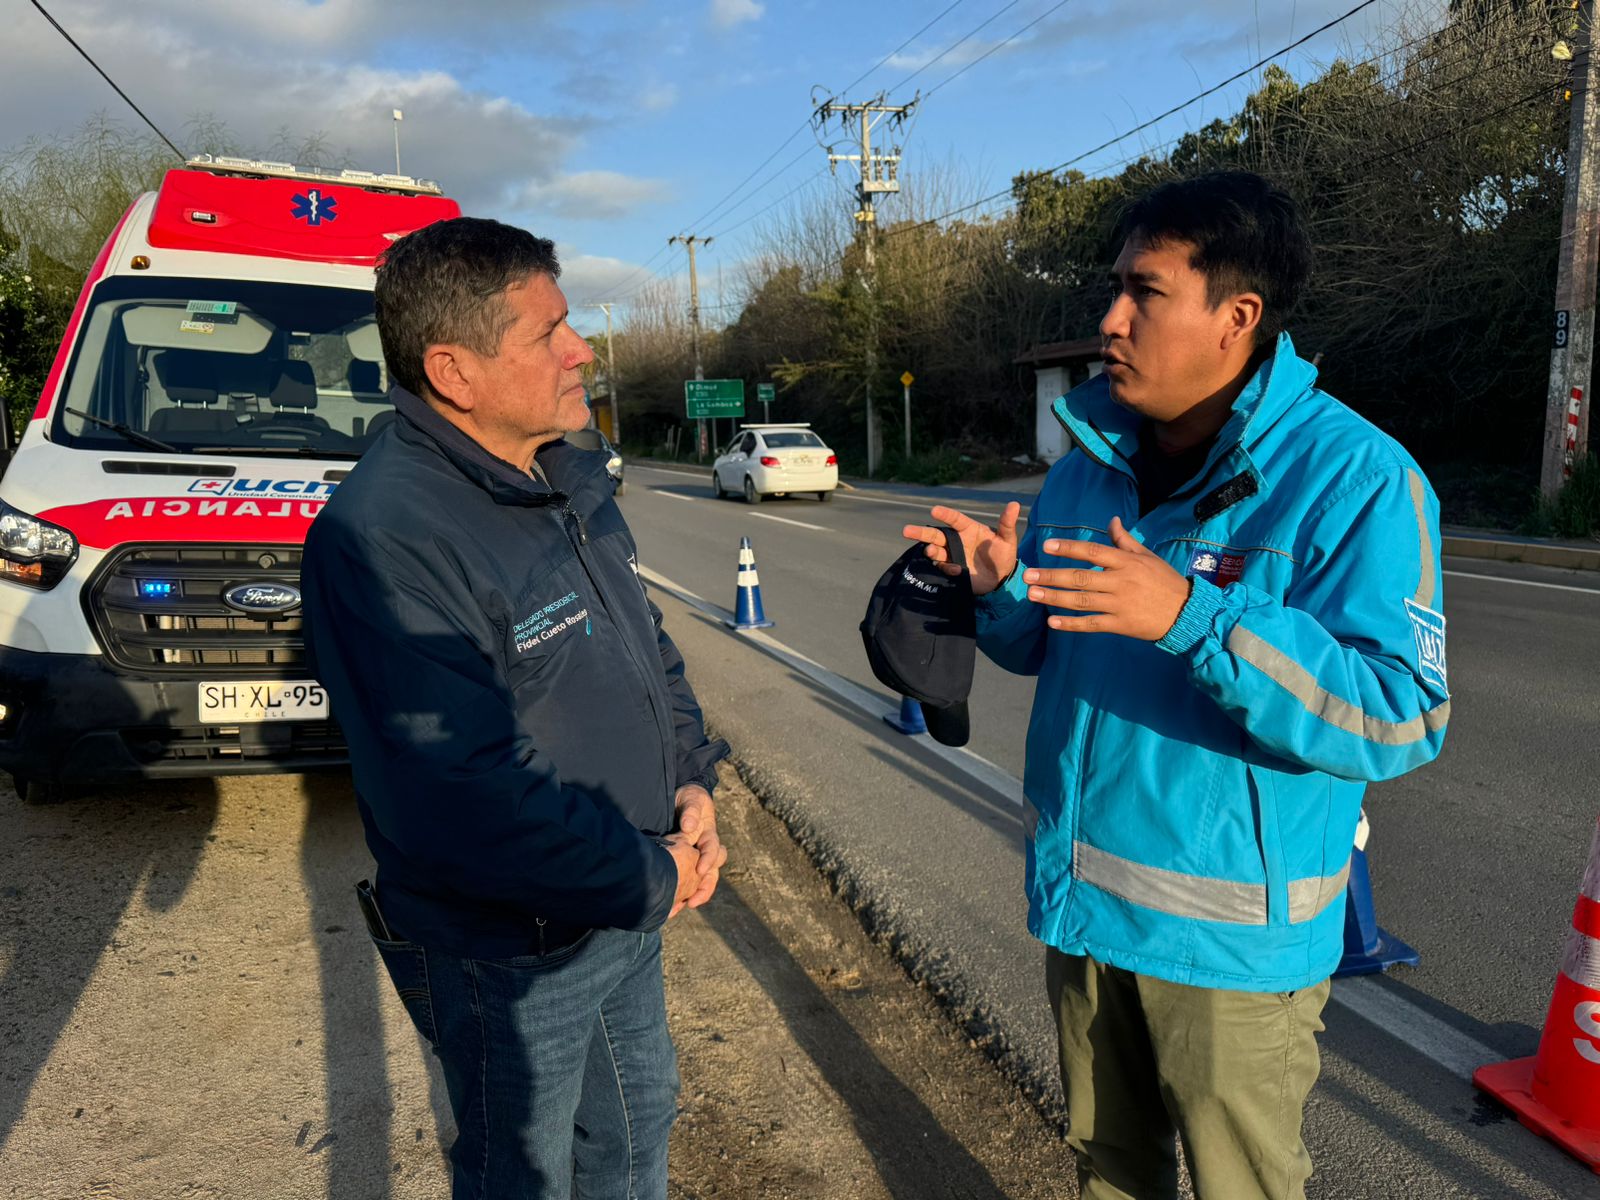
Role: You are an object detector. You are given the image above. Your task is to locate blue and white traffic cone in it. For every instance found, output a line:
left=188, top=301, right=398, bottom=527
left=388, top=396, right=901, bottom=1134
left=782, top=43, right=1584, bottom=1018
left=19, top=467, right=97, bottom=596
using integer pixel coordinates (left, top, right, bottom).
left=725, top=536, right=775, bottom=630
left=884, top=694, right=928, bottom=735
left=1334, top=811, right=1420, bottom=978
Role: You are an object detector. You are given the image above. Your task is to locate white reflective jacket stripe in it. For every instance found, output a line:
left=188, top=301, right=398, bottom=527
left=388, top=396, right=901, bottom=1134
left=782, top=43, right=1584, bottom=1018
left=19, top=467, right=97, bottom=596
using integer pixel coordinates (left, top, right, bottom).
left=1073, top=839, right=1351, bottom=926
left=1227, top=626, right=1451, bottom=746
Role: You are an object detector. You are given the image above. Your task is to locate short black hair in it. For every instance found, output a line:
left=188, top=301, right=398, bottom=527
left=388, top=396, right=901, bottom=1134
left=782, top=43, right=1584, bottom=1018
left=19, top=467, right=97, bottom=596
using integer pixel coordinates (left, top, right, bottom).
left=1117, top=171, right=1312, bottom=344
left=374, top=216, right=561, bottom=399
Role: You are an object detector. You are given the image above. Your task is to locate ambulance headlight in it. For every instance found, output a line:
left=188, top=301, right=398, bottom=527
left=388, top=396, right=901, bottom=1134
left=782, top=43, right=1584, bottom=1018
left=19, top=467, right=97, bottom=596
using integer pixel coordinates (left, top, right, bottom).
left=0, top=499, right=78, bottom=590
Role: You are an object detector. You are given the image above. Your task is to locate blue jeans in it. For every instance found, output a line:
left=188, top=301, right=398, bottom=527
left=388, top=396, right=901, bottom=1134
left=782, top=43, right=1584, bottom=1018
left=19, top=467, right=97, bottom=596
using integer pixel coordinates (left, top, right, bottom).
left=373, top=926, right=679, bottom=1200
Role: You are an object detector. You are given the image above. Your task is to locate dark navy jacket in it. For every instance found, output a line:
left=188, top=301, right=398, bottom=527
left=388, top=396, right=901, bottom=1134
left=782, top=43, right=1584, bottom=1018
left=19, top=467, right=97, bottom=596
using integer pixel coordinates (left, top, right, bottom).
left=303, top=389, right=727, bottom=957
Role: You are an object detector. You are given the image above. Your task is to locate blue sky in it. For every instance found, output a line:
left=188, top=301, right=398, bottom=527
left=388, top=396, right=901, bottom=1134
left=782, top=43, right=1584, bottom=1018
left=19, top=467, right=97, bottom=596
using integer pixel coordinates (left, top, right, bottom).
left=3, top=0, right=1443, bottom=333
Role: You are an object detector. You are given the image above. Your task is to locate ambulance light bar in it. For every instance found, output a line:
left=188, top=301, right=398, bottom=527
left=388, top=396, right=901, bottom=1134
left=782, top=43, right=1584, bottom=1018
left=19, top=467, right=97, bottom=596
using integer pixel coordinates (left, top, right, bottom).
left=186, top=155, right=444, bottom=196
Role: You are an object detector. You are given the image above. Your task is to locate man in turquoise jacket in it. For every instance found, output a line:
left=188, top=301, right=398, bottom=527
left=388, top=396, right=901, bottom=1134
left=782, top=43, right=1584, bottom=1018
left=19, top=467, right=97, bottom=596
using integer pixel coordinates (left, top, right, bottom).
left=904, top=172, right=1449, bottom=1199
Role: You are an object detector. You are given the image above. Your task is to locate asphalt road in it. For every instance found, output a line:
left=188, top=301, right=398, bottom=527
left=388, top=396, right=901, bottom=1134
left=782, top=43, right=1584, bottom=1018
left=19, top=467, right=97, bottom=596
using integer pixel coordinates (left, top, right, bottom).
left=620, top=460, right=1600, bottom=1199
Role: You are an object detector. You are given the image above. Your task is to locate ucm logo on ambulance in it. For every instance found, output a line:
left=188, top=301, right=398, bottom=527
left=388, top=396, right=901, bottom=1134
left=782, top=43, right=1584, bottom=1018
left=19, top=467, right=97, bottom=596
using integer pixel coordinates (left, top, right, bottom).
left=0, top=155, right=461, bottom=804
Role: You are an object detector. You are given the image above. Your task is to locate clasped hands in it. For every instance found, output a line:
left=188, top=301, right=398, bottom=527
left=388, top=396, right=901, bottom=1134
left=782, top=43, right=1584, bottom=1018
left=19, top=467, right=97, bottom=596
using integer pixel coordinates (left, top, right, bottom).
left=901, top=505, right=1191, bottom=643
left=664, top=784, right=728, bottom=918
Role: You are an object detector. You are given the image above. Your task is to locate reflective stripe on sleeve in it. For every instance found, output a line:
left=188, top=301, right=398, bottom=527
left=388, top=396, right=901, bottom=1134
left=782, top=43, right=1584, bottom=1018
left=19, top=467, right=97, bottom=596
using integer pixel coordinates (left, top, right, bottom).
left=1072, top=839, right=1348, bottom=926
left=1408, top=469, right=1436, bottom=609
left=1227, top=626, right=1450, bottom=746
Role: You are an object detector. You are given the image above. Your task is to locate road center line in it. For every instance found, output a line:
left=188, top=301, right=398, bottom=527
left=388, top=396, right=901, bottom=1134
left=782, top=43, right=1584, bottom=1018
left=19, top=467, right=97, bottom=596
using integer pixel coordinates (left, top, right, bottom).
left=641, top=560, right=1510, bottom=1091
left=653, top=490, right=697, bottom=502
left=750, top=512, right=828, bottom=531
left=1443, top=568, right=1600, bottom=595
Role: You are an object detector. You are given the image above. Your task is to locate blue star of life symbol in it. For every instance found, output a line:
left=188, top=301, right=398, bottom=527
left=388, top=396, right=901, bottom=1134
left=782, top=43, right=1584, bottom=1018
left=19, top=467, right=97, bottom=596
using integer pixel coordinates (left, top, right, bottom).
left=290, top=189, right=338, bottom=226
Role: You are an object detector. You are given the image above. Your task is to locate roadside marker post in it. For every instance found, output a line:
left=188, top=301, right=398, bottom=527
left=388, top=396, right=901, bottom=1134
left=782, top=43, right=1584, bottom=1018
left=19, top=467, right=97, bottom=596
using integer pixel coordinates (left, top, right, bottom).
left=1474, top=815, right=1600, bottom=1172
left=885, top=694, right=927, bottom=735
left=725, top=537, right=775, bottom=630
left=1334, top=813, right=1420, bottom=978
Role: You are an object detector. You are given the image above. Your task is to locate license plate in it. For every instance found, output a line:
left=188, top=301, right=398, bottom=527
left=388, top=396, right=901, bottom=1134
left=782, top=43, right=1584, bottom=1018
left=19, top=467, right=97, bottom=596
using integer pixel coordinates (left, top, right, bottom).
left=792, top=456, right=813, bottom=466
left=199, top=679, right=328, bottom=723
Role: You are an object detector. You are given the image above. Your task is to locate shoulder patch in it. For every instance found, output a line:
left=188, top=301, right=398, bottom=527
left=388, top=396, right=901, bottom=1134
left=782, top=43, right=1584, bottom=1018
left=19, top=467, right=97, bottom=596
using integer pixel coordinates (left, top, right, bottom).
left=1404, top=598, right=1447, bottom=689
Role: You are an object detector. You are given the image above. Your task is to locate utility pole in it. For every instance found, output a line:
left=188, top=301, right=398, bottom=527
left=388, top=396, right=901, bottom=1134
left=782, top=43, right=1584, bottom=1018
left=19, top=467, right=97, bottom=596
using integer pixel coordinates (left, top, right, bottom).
left=817, top=94, right=915, bottom=477
left=584, top=303, right=621, bottom=444
left=1544, top=5, right=1600, bottom=498
left=392, top=109, right=403, bottom=175
left=669, top=234, right=712, bottom=458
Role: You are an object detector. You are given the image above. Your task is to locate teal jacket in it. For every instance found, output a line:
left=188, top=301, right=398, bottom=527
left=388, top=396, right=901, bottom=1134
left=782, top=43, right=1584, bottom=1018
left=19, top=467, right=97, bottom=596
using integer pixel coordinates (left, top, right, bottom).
left=978, top=334, right=1450, bottom=992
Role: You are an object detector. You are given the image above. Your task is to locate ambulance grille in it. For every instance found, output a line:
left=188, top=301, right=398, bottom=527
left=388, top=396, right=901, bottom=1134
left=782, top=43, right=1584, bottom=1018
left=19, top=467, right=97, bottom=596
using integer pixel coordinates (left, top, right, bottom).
left=85, top=543, right=308, bottom=675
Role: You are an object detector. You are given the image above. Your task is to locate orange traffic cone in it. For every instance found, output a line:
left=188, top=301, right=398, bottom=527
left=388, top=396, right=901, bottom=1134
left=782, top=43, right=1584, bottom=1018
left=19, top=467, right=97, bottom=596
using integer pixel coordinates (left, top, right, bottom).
left=1474, top=815, right=1600, bottom=1172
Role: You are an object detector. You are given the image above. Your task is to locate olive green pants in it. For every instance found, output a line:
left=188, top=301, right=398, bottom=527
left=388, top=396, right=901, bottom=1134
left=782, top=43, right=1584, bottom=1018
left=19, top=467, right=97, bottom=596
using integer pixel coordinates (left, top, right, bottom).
left=1046, top=948, right=1331, bottom=1200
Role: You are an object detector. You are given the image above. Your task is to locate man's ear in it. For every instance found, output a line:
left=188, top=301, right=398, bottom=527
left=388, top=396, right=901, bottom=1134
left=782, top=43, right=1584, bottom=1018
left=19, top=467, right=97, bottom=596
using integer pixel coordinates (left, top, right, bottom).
left=1220, top=292, right=1264, bottom=353
left=422, top=344, right=474, bottom=411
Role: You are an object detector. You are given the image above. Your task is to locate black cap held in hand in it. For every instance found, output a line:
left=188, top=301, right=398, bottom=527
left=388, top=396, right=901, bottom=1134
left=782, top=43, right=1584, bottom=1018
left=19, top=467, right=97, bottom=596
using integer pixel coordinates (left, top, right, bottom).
left=859, top=526, right=976, bottom=747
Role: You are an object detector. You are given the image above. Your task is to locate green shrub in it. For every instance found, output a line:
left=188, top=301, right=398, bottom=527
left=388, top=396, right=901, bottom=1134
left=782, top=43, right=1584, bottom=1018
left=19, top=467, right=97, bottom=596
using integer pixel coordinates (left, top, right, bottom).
left=1535, top=456, right=1600, bottom=539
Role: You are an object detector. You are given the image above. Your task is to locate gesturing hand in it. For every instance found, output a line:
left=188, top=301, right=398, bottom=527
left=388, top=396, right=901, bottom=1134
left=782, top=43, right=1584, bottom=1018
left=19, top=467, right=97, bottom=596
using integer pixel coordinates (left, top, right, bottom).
left=1022, top=516, right=1192, bottom=642
left=674, top=785, right=727, bottom=910
left=902, top=502, right=1022, bottom=596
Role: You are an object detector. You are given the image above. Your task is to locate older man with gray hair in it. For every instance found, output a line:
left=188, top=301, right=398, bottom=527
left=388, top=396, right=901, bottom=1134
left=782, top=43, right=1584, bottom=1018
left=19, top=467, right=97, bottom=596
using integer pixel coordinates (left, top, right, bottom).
left=303, top=216, right=728, bottom=1199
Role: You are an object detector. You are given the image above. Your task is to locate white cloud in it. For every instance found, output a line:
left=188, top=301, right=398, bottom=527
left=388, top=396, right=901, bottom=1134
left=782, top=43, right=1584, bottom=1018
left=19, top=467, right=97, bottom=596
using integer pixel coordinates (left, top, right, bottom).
left=557, top=249, right=673, bottom=315
left=709, top=0, right=763, bottom=29
left=519, top=172, right=672, bottom=221
left=0, top=0, right=666, bottom=222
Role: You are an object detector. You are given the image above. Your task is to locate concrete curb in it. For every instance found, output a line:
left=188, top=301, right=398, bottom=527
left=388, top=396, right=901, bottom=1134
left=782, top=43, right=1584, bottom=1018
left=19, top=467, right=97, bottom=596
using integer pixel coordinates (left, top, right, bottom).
left=1443, top=535, right=1600, bottom=572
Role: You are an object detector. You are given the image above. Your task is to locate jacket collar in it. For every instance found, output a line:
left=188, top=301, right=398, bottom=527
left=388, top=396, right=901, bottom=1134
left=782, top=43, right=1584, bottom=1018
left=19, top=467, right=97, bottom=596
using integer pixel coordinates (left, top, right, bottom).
left=1052, top=332, right=1317, bottom=491
left=390, top=387, right=608, bottom=509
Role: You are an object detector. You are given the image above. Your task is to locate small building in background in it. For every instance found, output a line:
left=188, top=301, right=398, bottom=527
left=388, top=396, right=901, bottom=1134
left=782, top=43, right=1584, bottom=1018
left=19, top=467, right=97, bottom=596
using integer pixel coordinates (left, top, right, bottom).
left=1014, top=337, right=1102, bottom=464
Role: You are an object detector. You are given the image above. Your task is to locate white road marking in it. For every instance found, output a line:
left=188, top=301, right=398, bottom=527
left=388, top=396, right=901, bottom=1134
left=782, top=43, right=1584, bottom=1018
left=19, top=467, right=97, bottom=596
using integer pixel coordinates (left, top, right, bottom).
left=751, top=512, right=828, bottom=531
left=654, top=490, right=697, bottom=503
left=1444, top=568, right=1600, bottom=595
left=630, top=463, right=1020, bottom=522
left=1329, top=976, right=1502, bottom=1083
left=639, top=565, right=1024, bottom=807
left=836, top=491, right=1011, bottom=522
left=642, top=560, right=1518, bottom=1091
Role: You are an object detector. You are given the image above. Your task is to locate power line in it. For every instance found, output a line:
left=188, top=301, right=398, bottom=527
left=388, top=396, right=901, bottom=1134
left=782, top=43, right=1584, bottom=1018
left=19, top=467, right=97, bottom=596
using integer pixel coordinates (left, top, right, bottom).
left=702, top=142, right=821, bottom=236
left=711, top=166, right=832, bottom=240
left=841, top=0, right=969, bottom=94
left=687, top=3, right=974, bottom=238
left=888, top=0, right=1026, bottom=94
left=923, top=0, right=1076, bottom=100
left=27, top=0, right=184, bottom=161
left=884, top=0, right=1385, bottom=241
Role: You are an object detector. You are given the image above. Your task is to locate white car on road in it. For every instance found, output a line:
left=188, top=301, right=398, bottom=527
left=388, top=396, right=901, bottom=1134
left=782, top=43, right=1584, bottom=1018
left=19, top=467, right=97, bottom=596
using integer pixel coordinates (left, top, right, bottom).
left=711, top=424, right=839, bottom=503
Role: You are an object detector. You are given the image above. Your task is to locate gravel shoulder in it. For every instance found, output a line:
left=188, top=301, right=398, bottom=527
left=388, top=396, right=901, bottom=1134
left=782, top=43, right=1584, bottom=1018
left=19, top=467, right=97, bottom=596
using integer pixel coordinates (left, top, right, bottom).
left=0, top=763, right=1077, bottom=1199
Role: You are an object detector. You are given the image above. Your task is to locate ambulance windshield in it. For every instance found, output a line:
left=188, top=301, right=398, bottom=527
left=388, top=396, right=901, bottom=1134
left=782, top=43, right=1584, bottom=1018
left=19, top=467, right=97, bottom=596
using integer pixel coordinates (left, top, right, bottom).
left=54, top=277, right=395, bottom=460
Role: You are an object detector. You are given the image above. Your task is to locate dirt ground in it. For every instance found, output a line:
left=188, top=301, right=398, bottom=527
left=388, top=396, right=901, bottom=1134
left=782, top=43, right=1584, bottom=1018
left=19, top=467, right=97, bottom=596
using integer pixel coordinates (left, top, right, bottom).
left=665, top=761, right=1079, bottom=1200
left=0, top=762, right=1078, bottom=1198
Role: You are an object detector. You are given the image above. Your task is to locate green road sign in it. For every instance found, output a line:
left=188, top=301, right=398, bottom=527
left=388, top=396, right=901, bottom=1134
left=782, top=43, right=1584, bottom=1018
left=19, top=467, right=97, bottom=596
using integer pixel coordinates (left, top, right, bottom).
left=757, top=383, right=776, bottom=404
left=684, top=379, right=745, bottom=419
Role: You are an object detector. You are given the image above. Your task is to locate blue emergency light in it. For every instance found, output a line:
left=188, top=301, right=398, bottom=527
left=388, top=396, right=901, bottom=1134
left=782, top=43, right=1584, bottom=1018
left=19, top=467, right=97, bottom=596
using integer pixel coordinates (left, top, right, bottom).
left=138, top=579, right=178, bottom=600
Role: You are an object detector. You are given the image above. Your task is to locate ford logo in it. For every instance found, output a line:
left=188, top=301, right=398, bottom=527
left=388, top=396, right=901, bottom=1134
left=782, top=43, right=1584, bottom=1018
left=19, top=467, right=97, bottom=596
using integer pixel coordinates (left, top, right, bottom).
left=221, top=581, right=302, bottom=615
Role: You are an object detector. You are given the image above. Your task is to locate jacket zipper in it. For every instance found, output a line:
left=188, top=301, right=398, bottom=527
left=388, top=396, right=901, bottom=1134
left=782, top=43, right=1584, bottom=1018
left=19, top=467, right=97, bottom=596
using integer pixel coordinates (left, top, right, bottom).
left=551, top=492, right=676, bottom=814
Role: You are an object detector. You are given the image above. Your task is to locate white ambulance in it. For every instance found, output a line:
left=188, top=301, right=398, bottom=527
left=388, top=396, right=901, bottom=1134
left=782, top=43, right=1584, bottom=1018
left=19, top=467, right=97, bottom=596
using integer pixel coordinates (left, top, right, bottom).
left=0, top=156, right=460, bottom=802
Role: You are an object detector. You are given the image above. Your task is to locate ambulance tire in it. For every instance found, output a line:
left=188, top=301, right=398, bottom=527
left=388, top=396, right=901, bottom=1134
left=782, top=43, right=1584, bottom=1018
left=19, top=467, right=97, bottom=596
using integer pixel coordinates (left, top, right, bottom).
left=14, top=774, right=65, bottom=806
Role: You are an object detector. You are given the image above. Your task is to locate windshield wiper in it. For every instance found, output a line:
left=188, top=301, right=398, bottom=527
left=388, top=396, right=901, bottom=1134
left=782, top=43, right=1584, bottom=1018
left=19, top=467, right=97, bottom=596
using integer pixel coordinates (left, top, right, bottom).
left=64, top=407, right=181, bottom=455
left=194, top=445, right=362, bottom=460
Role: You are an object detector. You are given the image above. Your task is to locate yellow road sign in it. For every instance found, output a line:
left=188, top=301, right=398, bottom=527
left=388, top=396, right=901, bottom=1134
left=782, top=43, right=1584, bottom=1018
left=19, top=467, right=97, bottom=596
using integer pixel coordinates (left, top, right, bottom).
left=900, top=371, right=915, bottom=388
